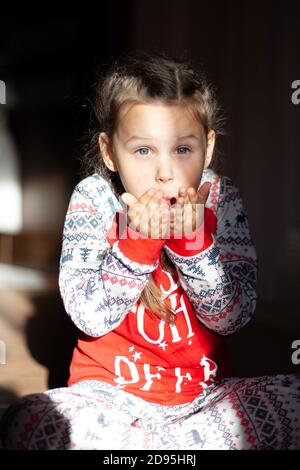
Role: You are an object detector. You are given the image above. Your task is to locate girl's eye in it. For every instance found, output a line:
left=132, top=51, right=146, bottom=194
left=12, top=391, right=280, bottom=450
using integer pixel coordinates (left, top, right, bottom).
left=134, top=146, right=191, bottom=157
left=135, top=147, right=150, bottom=156
left=177, top=146, right=191, bottom=155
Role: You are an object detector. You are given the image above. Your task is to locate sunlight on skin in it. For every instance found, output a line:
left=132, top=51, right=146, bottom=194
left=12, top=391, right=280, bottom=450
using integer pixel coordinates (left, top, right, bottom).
left=99, top=101, right=215, bottom=238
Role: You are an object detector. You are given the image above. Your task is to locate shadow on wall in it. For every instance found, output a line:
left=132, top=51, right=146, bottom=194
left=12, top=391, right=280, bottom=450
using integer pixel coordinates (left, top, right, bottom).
left=25, top=290, right=78, bottom=389
left=225, top=300, right=300, bottom=378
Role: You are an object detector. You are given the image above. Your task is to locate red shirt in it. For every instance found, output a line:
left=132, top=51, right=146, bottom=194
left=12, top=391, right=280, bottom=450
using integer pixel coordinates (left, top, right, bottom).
left=68, top=208, right=228, bottom=405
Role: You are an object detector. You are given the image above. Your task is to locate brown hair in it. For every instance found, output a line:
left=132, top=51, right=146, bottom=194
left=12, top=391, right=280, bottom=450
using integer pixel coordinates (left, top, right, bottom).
left=80, top=51, right=224, bottom=324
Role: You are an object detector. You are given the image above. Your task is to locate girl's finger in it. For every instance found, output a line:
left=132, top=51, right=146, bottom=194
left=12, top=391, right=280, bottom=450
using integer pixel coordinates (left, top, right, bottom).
left=187, top=188, right=199, bottom=229
left=153, top=204, right=167, bottom=238
left=147, top=209, right=158, bottom=238
left=187, top=187, right=197, bottom=205
left=130, top=188, right=157, bottom=231
left=182, top=203, right=193, bottom=235
left=148, top=198, right=169, bottom=238
left=158, top=205, right=170, bottom=238
left=147, top=190, right=165, bottom=223
left=121, top=192, right=137, bottom=209
left=178, top=187, right=186, bottom=197
left=143, top=190, right=167, bottom=237
left=197, top=181, right=211, bottom=205
left=138, top=188, right=156, bottom=206
left=178, top=187, right=189, bottom=204
left=169, top=206, right=176, bottom=227
left=172, top=204, right=184, bottom=236
left=176, top=196, right=185, bottom=207
left=195, top=203, right=204, bottom=229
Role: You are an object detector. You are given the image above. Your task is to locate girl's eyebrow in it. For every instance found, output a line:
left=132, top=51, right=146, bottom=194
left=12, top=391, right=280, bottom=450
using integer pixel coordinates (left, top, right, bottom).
left=125, top=134, right=200, bottom=143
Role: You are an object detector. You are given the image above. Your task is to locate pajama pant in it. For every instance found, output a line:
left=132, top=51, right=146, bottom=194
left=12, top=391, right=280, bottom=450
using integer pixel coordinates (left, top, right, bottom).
left=1, top=374, right=300, bottom=450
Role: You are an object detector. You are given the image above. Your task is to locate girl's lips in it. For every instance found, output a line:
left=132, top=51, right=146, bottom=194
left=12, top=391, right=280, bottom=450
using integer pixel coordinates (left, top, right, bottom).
left=162, top=196, right=177, bottom=207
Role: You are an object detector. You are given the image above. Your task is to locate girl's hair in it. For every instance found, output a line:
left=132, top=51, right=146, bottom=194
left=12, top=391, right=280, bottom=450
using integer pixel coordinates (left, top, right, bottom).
left=80, top=51, right=224, bottom=324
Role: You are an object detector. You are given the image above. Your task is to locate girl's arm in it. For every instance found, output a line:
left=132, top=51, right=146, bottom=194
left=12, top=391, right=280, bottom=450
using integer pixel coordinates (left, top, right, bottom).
left=163, top=175, right=257, bottom=336
left=58, top=177, right=164, bottom=337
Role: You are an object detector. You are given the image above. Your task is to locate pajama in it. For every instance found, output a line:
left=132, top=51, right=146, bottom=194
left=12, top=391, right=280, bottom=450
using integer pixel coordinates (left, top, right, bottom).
left=2, top=169, right=299, bottom=450
left=1, top=374, right=300, bottom=450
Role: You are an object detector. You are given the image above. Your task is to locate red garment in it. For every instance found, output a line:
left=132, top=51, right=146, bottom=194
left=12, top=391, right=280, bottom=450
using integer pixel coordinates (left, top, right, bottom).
left=68, top=208, right=228, bottom=405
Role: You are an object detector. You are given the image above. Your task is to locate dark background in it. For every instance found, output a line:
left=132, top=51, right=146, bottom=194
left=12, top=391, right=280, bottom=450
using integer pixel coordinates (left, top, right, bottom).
left=0, top=1, right=300, bottom=396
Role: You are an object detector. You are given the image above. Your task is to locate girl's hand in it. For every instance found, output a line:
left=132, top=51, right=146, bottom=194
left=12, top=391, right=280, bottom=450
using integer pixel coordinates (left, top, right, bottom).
left=121, top=189, right=171, bottom=239
left=169, top=181, right=211, bottom=237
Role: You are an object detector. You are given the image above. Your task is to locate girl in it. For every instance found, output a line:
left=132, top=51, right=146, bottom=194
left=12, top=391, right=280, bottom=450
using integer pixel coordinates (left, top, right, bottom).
left=1, top=52, right=300, bottom=450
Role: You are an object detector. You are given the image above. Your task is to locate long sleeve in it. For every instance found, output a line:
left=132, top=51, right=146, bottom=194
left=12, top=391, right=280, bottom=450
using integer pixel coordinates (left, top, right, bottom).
left=58, top=176, right=165, bottom=338
left=163, top=174, right=257, bottom=336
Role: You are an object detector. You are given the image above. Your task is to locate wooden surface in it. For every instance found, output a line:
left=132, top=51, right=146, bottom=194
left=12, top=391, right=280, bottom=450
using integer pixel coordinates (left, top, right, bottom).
left=0, top=267, right=77, bottom=415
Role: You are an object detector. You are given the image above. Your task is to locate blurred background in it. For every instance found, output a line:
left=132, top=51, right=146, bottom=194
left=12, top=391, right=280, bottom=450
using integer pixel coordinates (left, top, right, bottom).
left=0, top=1, right=300, bottom=413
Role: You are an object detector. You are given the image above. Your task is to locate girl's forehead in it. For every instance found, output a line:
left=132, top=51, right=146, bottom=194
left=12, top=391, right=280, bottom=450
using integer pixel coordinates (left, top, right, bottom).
left=119, top=100, right=195, bottom=118
left=117, top=101, right=203, bottom=136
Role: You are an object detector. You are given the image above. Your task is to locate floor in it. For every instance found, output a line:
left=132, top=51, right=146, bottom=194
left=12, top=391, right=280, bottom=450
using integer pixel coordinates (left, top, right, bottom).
left=0, top=265, right=77, bottom=417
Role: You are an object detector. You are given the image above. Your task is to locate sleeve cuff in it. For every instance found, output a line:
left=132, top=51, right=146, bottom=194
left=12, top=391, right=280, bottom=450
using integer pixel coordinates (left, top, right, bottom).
left=165, top=207, right=217, bottom=256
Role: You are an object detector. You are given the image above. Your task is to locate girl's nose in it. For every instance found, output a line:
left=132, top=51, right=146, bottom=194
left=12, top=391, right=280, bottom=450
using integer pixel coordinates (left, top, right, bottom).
left=157, top=175, right=174, bottom=183
left=156, top=164, right=174, bottom=184
left=156, top=157, right=175, bottom=186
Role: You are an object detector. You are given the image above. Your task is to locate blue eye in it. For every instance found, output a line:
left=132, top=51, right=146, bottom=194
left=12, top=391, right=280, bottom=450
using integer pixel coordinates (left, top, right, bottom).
left=177, top=146, right=191, bottom=154
left=134, top=146, right=191, bottom=157
left=136, top=147, right=150, bottom=156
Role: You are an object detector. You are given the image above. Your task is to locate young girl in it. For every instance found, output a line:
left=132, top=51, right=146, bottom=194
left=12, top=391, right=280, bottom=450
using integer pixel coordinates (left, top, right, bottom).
left=1, top=52, right=300, bottom=450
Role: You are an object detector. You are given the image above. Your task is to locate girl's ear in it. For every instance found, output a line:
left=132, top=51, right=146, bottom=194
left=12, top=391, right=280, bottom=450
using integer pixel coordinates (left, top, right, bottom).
left=204, top=129, right=216, bottom=169
left=99, top=132, right=118, bottom=172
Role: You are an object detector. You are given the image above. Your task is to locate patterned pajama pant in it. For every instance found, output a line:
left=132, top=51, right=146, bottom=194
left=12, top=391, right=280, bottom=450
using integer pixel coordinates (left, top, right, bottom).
left=1, top=374, right=300, bottom=450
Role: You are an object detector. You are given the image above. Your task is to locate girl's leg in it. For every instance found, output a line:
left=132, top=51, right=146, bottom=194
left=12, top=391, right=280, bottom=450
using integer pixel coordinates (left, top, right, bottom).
left=169, top=374, right=300, bottom=450
left=0, top=383, right=154, bottom=450
left=2, top=374, right=299, bottom=450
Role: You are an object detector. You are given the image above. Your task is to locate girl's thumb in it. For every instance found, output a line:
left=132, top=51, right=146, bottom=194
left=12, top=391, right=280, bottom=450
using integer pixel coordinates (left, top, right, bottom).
left=121, top=192, right=136, bottom=208
left=198, top=181, right=211, bottom=204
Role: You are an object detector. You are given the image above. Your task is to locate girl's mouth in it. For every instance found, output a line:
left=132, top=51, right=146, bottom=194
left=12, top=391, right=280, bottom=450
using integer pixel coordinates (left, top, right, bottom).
left=162, top=196, right=177, bottom=207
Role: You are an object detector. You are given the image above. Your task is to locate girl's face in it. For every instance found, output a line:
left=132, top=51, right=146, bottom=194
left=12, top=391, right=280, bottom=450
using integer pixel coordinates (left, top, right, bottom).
left=99, top=101, right=215, bottom=200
